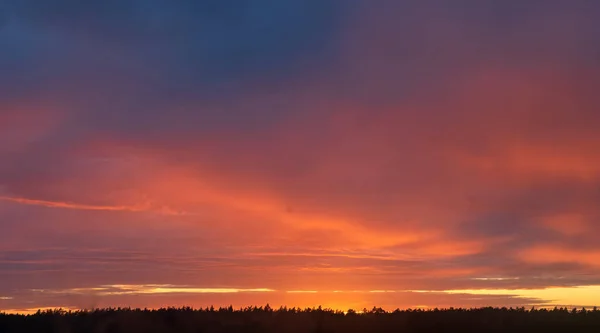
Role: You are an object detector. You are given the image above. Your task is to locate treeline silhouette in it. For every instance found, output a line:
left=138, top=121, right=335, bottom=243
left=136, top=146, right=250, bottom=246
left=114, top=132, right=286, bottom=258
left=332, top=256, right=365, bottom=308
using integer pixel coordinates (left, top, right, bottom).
left=2, top=305, right=600, bottom=333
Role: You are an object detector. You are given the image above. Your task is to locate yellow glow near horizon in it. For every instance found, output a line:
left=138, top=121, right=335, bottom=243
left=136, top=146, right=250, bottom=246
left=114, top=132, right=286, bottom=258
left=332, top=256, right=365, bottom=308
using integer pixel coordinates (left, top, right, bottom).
left=415, top=285, right=600, bottom=306
left=9, top=285, right=600, bottom=312
left=1, top=306, right=79, bottom=315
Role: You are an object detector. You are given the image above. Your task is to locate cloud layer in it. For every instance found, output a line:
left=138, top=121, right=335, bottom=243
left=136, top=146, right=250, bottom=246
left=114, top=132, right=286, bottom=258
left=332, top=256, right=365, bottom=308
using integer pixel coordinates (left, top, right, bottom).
left=1, top=0, right=600, bottom=311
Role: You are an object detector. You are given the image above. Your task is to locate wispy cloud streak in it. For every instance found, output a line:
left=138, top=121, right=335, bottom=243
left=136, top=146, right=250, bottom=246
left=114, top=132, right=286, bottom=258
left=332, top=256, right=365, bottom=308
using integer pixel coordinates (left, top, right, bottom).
left=0, top=196, right=186, bottom=216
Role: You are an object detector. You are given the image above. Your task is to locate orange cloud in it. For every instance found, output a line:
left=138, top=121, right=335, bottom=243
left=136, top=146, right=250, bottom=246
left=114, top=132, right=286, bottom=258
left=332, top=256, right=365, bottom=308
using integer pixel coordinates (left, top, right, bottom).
left=518, top=246, right=600, bottom=267
left=453, top=143, right=600, bottom=182
left=539, top=214, right=591, bottom=236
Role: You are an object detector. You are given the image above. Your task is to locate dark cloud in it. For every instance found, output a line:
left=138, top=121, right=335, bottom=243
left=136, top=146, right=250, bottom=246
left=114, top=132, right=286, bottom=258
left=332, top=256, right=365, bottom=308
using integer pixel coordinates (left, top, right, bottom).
left=2, top=0, right=344, bottom=96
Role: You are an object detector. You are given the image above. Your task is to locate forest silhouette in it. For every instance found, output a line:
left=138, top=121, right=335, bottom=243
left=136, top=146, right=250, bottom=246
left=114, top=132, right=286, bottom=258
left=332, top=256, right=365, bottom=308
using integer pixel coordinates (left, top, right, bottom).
left=2, top=306, right=600, bottom=333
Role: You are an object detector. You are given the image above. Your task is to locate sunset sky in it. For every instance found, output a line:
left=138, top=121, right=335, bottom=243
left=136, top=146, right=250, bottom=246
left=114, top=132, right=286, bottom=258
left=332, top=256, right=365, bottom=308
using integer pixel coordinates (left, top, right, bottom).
left=1, top=0, right=600, bottom=313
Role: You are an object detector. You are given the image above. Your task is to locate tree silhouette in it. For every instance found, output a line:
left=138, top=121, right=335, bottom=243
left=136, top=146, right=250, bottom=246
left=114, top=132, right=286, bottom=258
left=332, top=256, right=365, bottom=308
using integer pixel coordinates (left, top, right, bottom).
left=1, top=306, right=600, bottom=333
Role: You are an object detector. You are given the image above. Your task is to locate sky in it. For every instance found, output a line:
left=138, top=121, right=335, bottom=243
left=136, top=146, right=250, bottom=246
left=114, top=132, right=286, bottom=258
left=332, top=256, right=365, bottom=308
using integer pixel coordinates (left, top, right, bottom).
left=1, top=0, right=600, bottom=313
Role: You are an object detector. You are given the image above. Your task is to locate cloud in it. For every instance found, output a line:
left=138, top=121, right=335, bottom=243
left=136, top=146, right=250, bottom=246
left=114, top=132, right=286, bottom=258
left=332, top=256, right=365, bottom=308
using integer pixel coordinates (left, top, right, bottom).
left=1, top=0, right=600, bottom=310
left=32, top=284, right=274, bottom=296
left=0, top=195, right=186, bottom=215
left=413, top=285, right=600, bottom=307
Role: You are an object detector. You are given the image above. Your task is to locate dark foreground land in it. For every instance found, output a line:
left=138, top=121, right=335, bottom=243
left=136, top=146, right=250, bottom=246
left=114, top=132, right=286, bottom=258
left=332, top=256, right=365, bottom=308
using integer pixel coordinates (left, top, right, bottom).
left=2, top=306, right=600, bottom=333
